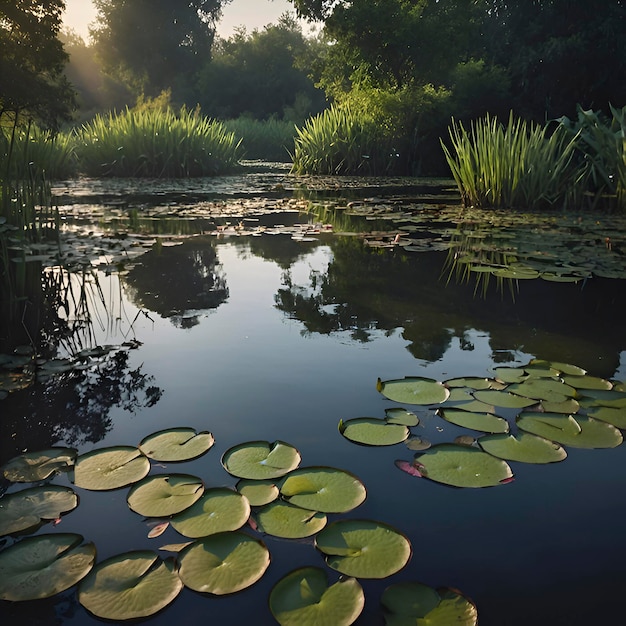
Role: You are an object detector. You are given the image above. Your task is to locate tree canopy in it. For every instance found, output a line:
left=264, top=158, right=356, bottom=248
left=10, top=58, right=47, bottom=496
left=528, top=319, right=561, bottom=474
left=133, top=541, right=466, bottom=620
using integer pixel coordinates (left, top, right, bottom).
left=0, top=0, right=75, bottom=129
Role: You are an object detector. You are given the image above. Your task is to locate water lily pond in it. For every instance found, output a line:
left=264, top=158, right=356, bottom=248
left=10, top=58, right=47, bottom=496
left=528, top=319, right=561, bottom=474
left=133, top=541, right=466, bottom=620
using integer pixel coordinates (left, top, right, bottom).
left=2, top=162, right=626, bottom=625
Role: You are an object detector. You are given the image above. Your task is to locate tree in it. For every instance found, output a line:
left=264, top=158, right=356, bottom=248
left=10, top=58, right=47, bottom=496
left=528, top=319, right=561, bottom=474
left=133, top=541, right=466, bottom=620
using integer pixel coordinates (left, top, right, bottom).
left=0, top=0, right=75, bottom=129
left=91, top=0, right=229, bottom=102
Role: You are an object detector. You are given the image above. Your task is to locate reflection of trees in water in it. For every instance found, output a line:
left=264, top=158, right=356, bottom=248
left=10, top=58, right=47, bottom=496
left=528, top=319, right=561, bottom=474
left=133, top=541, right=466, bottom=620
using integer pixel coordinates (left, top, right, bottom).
left=0, top=349, right=162, bottom=466
left=274, top=237, right=626, bottom=371
left=123, top=239, right=228, bottom=328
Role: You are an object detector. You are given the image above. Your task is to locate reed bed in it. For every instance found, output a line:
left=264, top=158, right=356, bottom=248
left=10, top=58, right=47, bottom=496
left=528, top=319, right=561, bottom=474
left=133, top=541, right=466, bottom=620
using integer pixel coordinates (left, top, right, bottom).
left=223, top=118, right=296, bottom=162
left=76, top=107, right=243, bottom=177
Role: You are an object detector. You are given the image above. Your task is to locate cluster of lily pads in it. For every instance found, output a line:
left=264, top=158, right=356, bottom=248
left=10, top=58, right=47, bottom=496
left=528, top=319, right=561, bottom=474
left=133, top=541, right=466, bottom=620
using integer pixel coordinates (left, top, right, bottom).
left=0, top=429, right=477, bottom=624
left=339, top=359, right=626, bottom=488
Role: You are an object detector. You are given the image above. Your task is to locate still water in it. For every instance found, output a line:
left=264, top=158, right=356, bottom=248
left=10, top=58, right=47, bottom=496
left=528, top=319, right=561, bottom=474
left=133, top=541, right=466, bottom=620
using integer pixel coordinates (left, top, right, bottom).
left=2, top=166, right=626, bottom=625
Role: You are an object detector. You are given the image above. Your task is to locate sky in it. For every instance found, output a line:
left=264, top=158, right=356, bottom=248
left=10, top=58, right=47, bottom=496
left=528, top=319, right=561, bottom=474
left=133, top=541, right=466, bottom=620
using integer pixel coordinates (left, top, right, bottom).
left=62, top=0, right=305, bottom=40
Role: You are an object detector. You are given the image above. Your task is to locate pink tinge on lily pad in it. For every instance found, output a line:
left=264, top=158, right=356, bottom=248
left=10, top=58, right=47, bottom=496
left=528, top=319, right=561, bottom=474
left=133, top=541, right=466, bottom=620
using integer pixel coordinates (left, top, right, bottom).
left=394, top=460, right=422, bottom=477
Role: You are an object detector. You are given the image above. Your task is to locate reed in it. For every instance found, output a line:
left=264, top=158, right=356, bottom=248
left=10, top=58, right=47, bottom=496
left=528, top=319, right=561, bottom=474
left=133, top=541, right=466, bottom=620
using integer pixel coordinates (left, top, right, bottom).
left=223, top=118, right=296, bottom=162
left=76, top=107, right=243, bottom=177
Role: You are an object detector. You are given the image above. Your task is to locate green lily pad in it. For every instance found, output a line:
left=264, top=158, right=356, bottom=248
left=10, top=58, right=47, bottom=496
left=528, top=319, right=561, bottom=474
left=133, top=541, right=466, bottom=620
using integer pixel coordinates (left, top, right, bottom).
left=579, top=389, right=626, bottom=406
left=139, top=427, right=215, bottom=462
left=443, top=377, right=495, bottom=390
left=414, top=444, right=513, bottom=488
left=339, top=418, right=410, bottom=446
left=235, top=479, right=280, bottom=506
left=315, top=519, right=411, bottom=579
left=507, top=378, right=577, bottom=401
left=516, top=412, right=623, bottom=449
left=178, top=531, right=270, bottom=594
left=445, top=399, right=496, bottom=414
left=381, top=581, right=478, bottom=626
left=280, top=467, right=366, bottom=513
left=269, top=567, right=364, bottom=626
left=472, top=390, right=537, bottom=408
left=541, top=398, right=580, bottom=414
left=78, top=551, right=182, bottom=620
left=405, top=437, right=432, bottom=451
left=170, top=488, right=250, bottom=538
left=561, top=374, right=613, bottom=391
left=0, top=485, right=78, bottom=536
left=2, top=448, right=76, bottom=482
left=73, top=446, right=150, bottom=491
left=493, top=367, right=527, bottom=384
left=384, top=408, right=419, bottom=426
left=438, top=408, right=509, bottom=434
left=222, top=441, right=301, bottom=479
left=127, top=474, right=204, bottom=517
left=587, top=406, right=626, bottom=429
left=377, top=377, right=450, bottom=405
left=478, top=432, right=567, bottom=464
left=253, top=501, right=327, bottom=538
left=527, top=360, right=586, bottom=376
left=446, top=387, right=475, bottom=402
left=0, top=533, right=96, bottom=601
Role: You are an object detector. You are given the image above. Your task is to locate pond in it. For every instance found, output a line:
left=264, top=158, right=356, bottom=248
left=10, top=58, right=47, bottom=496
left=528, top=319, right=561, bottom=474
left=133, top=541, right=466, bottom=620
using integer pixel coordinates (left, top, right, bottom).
left=2, top=162, right=626, bottom=625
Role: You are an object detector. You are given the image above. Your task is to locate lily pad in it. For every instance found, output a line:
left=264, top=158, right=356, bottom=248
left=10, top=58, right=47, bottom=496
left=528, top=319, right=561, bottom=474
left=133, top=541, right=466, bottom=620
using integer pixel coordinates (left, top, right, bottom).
left=269, top=567, right=364, bottom=626
left=339, top=418, right=410, bottom=446
left=2, top=448, right=76, bottom=482
left=561, top=374, right=613, bottom=391
left=507, top=378, right=577, bottom=401
left=170, top=488, right=250, bottom=538
left=478, top=432, right=567, bottom=464
left=253, top=501, right=327, bottom=538
left=127, top=474, right=204, bottom=517
left=73, top=446, right=150, bottom=491
left=587, top=406, right=626, bottom=429
left=472, top=390, right=536, bottom=408
left=541, top=397, right=580, bottom=414
left=414, top=444, right=514, bottom=488
left=527, top=359, right=586, bottom=376
left=178, top=531, right=270, bottom=594
left=0, top=485, right=78, bottom=536
left=139, top=427, right=215, bottom=462
left=493, top=367, right=527, bottom=384
left=438, top=408, right=509, bottom=434
left=315, top=519, right=411, bottom=579
left=78, top=551, right=182, bottom=620
left=384, top=408, right=419, bottom=426
left=516, top=413, right=623, bottom=449
left=405, top=437, right=431, bottom=451
left=280, top=467, right=366, bottom=513
left=222, top=441, right=301, bottom=479
left=236, top=479, right=280, bottom=506
left=445, top=399, right=496, bottom=414
left=443, top=377, right=495, bottom=390
left=381, top=581, right=478, bottom=626
left=377, top=377, right=450, bottom=405
left=0, top=533, right=96, bottom=601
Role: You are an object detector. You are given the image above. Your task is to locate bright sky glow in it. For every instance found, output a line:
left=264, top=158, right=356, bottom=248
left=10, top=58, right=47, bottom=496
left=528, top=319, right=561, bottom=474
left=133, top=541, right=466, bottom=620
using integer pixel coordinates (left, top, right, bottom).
left=62, top=0, right=304, bottom=40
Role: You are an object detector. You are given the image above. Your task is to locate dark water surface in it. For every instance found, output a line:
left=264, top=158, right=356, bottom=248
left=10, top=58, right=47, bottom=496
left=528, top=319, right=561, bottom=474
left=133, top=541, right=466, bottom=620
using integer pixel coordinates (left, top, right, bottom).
left=2, top=165, right=626, bottom=625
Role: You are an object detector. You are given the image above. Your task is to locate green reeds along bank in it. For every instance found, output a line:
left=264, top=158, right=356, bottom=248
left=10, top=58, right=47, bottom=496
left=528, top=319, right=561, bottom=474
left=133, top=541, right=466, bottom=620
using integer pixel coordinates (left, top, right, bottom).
left=442, top=113, right=583, bottom=211
left=291, top=105, right=399, bottom=175
left=76, top=107, right=243, bottom=177
left=223, top=118, right=296, bottom=162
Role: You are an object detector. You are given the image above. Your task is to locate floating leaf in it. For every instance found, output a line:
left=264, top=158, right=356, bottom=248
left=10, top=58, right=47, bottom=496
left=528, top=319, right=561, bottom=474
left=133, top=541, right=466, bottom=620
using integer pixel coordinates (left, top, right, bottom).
left=280, top=467, right=366, bottom=513
left=438, top=408, right=509, bottom=434
left=315, top=519, right=411, bottom=579
left=541, top=397, right=580, bottom=414
left=170, top=488, right=250, bottom=538
left=507, top=378, right=577, bottom=401
left=2, top=448, right=76, bottom=482
left=405, top=437, right=431, bottom=451
left=395, top=460, right=422, bottom=477
left=78, top=551, right=182, bottom=620
left=561, top=374, right=613, bottom=391
left=493, top=367, right=527, bottom=384
left=587, top=406, right=626, bottom=429
left=454, top=435, right=477, bottom=446
left=0, top=485, right=78, bottom=536
left=528, top=359, right=586, bottom=376
left=127, top=474, right=204, bottom=517
left=178, top=531, right=270, bottom=595
left=339, top=417, right=409, bottom=446
left=377, top=377, right=450, bottom=405
left=253, top=501, right=327, bottom=539
left=235, top=479, right=279, bottom=506
left=516, top=413, right=623, bottom=449
left=73, top=446, right=150, bottom=491
left=478, top=432, right=567, bottom=464
left=579, top=389, right=626, bottom=406
left=139, top=427, right=214, bottom=462
left=472, top=390, right=536, bottom=408
left=158, top=542, right=192, bottom=553
left=446, top=399, right=496, bottom=414
left=222, top=441, right=301, bottom=479
left=147, top=522, right=169, bottom=538
left=414, top=444, right=513, bottom=488
left=0, top=533, right=95, bottom=601
left=381, top=581, right=478, bottom=626
left=443, top=377, right=495, bottom=390
left=269, top=567, right=364, bottom=626
left=384, top=408, right=419, bottom=426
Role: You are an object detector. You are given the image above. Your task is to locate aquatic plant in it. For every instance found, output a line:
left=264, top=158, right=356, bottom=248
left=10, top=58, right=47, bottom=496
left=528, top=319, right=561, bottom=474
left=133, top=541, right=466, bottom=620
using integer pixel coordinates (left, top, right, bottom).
left=223, top=117, right=296, bottom=161
left=76, top=106, right=243, bottom=177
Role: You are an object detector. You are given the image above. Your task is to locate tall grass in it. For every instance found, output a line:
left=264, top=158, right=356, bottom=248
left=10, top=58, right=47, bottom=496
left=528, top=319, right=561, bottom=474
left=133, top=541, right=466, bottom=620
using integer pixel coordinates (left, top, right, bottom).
left=223, top=118, right=296, bottom=162
left=442, top=114, right=583, bottom=211
left=291, top=105, right=399, bottom=175
left=76, top=107, right=243, bottom=177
